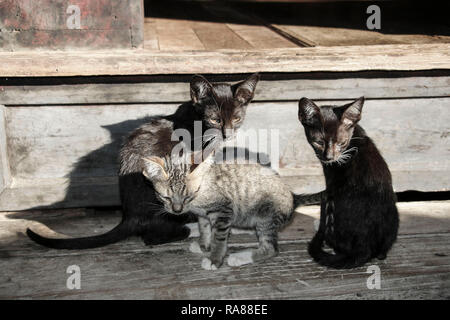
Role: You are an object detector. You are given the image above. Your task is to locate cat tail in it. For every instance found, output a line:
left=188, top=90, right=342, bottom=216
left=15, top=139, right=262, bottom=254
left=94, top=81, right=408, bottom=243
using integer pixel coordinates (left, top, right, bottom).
left=26, top=220, right=131, bottom=250
left=308, top=234, right=370, bottom=269
left=293, top=191, right=324, bottom=208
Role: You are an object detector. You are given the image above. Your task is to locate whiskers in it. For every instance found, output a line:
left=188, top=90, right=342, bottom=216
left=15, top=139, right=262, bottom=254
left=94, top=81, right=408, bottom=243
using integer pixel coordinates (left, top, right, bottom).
left=321, top=147, right=358, bottom=166
left=144, top=202, right=169, bottom=216
left=192, top=133, right=218, bottom=147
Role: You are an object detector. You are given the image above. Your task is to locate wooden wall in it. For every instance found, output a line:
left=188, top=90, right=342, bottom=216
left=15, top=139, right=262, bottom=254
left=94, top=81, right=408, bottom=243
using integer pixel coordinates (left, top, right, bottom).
left=0, top=73, right=449, bottom=210
left=0, top=0, right=144, bottom=50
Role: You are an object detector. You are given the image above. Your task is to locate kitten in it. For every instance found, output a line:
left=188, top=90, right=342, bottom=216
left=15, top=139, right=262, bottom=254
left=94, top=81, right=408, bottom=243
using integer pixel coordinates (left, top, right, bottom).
left=27, top=74, right=260, bottom=249
left=298, top=97, right=399, bottom=269
left=142, top=149, right=322, bottom=269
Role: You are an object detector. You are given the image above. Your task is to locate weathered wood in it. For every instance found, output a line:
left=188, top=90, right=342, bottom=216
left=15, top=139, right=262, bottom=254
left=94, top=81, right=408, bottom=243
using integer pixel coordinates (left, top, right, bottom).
left=193, top=22, right=253, bottom=51
left=153, top=18, right=205, bottom=51
left=0, top=105, right=11, bottom=195
left=0, top=97, right=448, bottom=210
left=130, top=0, right=144, bottom=49
left=274, top=25, right=450, bottom=47
left=2, top=201, right=448, bottom=246
left=0, top=43, right=448, bottom=77
left=0, top=76, right=448, bottom=106
left=143, top=19, right=159, bottom=50
left=143, top=1, right=450, bottom=52
left=0, top=0, right=144, bottom=50
left=225, top=22, right=299, bottom=49
left=0, top=201, right=449, bottom=299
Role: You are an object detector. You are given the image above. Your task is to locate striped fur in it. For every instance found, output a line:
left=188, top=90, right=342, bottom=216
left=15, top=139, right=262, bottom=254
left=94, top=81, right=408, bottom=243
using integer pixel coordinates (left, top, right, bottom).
left=143, top=153, right=321, bottom=269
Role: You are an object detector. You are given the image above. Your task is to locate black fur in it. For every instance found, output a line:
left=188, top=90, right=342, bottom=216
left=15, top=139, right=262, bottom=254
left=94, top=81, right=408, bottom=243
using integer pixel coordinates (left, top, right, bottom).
left=26, top=74, right=260, bottom=249
left=298, top=97, right=399, bottom=269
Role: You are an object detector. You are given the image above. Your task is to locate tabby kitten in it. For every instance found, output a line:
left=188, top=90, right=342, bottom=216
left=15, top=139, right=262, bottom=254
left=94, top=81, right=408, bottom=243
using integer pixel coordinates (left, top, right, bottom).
left=298, top=97, right=399, bottom=269
left=27, top=74, right=260, bottom=249
left=142, top=150, right=321, bottom=269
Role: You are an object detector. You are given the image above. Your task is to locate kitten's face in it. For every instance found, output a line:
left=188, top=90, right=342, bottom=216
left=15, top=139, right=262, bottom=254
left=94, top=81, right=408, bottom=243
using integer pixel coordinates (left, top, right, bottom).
left=298, top=97, right=364, bottom=165
left=190, top=74, right=259, bottom=141
left=142, top=155, right=204, bottom=215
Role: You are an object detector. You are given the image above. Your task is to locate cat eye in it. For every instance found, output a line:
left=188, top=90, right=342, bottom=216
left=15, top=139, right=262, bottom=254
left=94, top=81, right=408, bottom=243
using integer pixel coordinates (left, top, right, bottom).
left=209, top=118, right=221, bottom=125
left=313, top=141, right=325, bottom=148
left=233, top=117, right=241, bottom=123
left=159, top=195, right=172, bottom=202
left=183, top=196, right=194, bottom=204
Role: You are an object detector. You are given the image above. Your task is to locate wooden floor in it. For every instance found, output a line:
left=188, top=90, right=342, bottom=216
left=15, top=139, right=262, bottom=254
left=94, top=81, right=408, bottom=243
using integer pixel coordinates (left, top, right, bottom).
left=0, top=201, right=449, bottom=299
left=143, top=1, right=450, bottom=51
left=3, top=1, right=449, bottom=77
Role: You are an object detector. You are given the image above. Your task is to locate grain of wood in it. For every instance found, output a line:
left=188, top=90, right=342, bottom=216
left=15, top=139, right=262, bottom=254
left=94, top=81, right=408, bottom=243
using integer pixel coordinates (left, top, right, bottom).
left=0, top=105, right=10, bottom=193
left=143, top=19, right=159, bottom=50
left=274, top=25, right=450, bottom=47
left=225, top=23, right=302, bottom=49
left=0, top=201, right=449, bottom=299
left=0, top=44, right=448, bottom=76
left=200, top=2, right=298, bottom=49
left=1, top=98, right=448, bottom=210
left=192, top=22, right=253, bottom=50
left=2, top=76, right=449, bottom=106
left=154, top=18, right=205, bottom=51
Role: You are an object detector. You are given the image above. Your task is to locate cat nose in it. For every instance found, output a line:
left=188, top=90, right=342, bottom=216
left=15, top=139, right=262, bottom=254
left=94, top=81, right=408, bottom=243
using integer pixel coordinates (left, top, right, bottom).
left=325, top=147, right=335, bottom=160
left=222, top=127, right=234, bottom=138
left=172, top=203, right=183, bottom=213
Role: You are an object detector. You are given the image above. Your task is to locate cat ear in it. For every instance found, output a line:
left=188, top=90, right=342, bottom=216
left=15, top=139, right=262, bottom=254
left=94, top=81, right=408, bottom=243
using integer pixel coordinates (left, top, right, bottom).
left=142, top=156, right=168, bottom=181
left=298, top=97, right=322, bottom=127
left=187, top=148, right=215, bottom=191
left=233, top=73, right=260, bottom=105
left=340, top=97, right=364, bottom=128
left=190, top=75, right=213, bottom=104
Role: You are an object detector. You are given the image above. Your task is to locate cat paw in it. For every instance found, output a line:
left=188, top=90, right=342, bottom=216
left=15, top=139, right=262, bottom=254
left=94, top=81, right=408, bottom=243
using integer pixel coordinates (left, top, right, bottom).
left=189, top=241, right=203, bottom=254
left=198, top=239, right=210, bottom=252
left=227, top=251, right=254, bottom=267
left=201, top=257, right=218, bottom=270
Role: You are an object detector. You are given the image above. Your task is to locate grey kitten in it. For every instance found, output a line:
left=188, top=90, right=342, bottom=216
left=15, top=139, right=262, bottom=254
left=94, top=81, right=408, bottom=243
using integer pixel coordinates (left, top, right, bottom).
left=142, top=151, right=321, bottom=270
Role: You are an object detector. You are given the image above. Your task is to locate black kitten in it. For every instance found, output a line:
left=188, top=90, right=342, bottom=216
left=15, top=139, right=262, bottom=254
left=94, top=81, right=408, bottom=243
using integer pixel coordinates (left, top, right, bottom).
left=298, top=97, right=399, bottom=269
left=27, top=74, right=260, bottom=249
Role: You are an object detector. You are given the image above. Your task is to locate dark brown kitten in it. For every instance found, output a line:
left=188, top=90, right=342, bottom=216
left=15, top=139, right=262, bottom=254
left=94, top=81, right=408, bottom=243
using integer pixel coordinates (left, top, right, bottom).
left=27, top=74, right=260, bottom=249
left=298, top=97, right=399, bottom=269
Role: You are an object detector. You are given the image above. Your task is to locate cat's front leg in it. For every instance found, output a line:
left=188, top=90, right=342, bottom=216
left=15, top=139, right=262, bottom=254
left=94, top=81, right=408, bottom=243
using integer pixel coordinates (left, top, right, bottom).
left=198, top=216, right=212, bottom=252
left=189, top=216, right=212, bottom=255
left=201, top=212, right=232, bottom=270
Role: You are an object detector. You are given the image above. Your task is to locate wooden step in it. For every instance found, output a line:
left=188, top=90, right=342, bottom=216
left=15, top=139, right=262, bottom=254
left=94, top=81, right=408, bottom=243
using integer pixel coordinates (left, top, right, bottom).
left=0, top=201, right=449, bottom=299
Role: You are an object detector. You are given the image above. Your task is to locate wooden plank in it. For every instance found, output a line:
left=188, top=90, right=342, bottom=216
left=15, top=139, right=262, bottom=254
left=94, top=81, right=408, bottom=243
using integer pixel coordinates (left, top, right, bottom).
left=154, top=18, right=205, bottom=51
left=0, top=177, right=120, bottom=210
left=3, top=170, right=450, bottom=211
left=199, top=2, right=298, bottom=49
left=225, top=23, right=299, bottom=49
left=0, top=202, right=449, bottom=299
left=1, top=76, right=448, bottom=106
left=143, top=18, right=159, bottom=50
left=0, top=97, right=448, bottom=210
left=274, top=25, right=450, bottom=47
left=2, top=200, right=448, bottom=246
left=0, top=43, right=448, bottom=76
left=173, top=1, right=254, bottom=51
left=0, top=105, right=11, bottom=194
left=130, top=0, right=144, bottom=49
left=192, top=22, right=253, bottom=50
left=5, top=99, right=449, bottom=180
